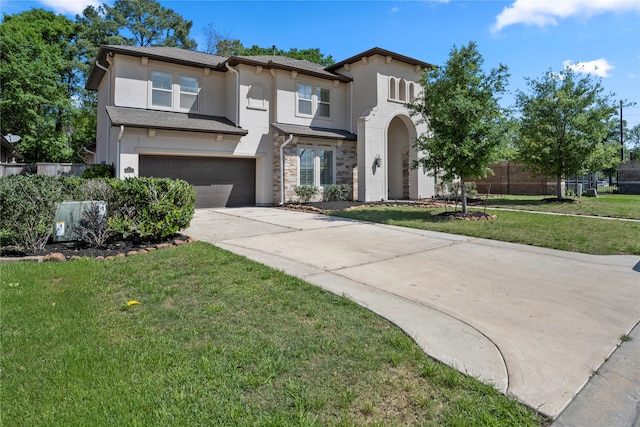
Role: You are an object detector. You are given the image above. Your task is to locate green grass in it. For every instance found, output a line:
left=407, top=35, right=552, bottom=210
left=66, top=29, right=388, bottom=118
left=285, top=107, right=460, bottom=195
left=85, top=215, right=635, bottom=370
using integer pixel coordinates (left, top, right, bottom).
left=481, top=193, right=640, bottom=219
left=331, top=207, right=640, bottom=255
left=1, top=243, right=545, bottom=426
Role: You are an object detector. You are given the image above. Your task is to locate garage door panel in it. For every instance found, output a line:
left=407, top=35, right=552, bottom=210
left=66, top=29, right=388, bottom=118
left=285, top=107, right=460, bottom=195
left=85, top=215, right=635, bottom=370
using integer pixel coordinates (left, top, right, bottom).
left=139, top=156, right=255, bottom=208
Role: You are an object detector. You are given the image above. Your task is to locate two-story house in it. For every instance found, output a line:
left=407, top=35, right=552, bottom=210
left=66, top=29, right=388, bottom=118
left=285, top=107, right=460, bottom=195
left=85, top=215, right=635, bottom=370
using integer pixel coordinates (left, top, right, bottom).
left=86, top=45, right=436, bottom=208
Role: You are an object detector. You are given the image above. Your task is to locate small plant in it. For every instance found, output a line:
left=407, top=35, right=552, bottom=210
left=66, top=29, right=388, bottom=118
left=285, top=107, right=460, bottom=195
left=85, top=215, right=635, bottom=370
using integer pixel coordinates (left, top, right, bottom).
left=293, top=185, right=318, bottom=204
left=82, top=164, right=114, bottom=179
left=619, top=334, right=632, bottom=342
left=322, top=184, right=352, bottom=201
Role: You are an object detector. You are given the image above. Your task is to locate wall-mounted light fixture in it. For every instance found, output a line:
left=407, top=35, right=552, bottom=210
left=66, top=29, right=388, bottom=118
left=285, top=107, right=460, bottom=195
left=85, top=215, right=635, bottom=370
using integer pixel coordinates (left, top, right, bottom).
left=375, top=154, right=382, bottom=168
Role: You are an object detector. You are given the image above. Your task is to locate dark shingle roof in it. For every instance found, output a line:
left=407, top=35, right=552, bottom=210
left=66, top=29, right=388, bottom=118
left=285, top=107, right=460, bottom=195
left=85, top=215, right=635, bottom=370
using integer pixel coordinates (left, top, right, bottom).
left=227, top=55, right=351, bottom=82
left=326, top=47, right=434, bottom=72
left=86, top=45, right=227, bottom=90
left=106, top=106, right=248, bottom=135
left=271, top=123, right=356, bottom=141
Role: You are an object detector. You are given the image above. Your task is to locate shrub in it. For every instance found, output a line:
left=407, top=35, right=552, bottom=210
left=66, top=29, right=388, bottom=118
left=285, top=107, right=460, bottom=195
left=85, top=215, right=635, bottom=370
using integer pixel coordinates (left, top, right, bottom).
left=82, top=164, right=115, bottom=179
left=0, top=175, right=65, bottom=253
left=323, top=184, right=353, bottom=201
left=293, top=185, right=318, bottom=204
left=107, top=177, right=196, bottom=241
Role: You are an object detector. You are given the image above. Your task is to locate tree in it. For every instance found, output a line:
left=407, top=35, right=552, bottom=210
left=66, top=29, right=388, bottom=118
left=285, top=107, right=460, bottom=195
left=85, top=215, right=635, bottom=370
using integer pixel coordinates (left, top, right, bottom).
left=202, top=24, right=243, bottom=56
left=408, top=41, right=509, bottom=214
left=0, top=9, right=79, bottom=162
left=107, top=0, right=196, bottom=49
left=628, top=124, right=640, bottom=160
left=515, top=67, right=616, bottom=199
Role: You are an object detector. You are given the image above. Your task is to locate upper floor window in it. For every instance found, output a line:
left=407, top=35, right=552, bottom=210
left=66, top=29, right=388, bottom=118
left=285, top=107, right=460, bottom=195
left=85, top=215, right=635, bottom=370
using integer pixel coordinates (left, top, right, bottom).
left=152, top=71, right=172, bottom=107
left=297, top=83, right=331, bottom=118
left=298, top=83, right=313, bottom=115
left=317, top=88, right=330, bottom=117
left=179, top=76, right=199, bottom=110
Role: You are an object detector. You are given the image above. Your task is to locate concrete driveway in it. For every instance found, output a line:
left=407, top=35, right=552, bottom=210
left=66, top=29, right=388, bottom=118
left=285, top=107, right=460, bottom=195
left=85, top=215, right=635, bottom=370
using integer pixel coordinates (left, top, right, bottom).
left=185, top=207, right=640, bottom=420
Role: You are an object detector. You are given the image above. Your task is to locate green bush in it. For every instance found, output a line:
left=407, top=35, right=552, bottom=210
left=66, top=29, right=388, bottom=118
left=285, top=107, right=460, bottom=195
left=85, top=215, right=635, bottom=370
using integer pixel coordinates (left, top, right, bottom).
left=82, top=164, right=115, bottom=179
left=107, top=177, right=195, bottom=241
left=293, top=185, right=318, bottom=203
left=0, top=175, right=65, bottom=253
left=323, top=184, right=352, bottom=201
left=0, top=175, right=196, bottom=251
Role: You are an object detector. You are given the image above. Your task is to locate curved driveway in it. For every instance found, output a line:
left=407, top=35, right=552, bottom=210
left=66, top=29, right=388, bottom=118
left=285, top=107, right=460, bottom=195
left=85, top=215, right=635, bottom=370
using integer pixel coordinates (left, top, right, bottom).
left=186, top=207, right=640, bottom=420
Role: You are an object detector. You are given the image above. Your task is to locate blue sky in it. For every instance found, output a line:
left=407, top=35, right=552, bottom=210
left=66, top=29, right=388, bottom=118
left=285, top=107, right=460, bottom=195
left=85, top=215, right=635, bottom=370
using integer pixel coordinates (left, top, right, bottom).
left=3, top=0, right=640, bottom=129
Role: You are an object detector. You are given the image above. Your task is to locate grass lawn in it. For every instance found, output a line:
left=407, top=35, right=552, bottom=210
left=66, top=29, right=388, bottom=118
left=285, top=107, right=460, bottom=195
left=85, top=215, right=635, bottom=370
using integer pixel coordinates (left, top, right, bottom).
left=482, top=193, right=640, bottom=219
left=1, top=243, right=546, bottom=426
left=331, top=206, right=640, bottom=255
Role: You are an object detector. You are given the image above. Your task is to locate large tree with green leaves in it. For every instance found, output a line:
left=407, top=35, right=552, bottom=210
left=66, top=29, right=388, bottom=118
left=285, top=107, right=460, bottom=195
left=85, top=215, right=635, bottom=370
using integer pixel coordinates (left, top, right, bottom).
left=408, top=41, right=509, bottom=214
left=0, top=9, right=79, bottom=162
left=515, top=67, right=617, bottom=198
left=628, top=124, right=640, bottom=160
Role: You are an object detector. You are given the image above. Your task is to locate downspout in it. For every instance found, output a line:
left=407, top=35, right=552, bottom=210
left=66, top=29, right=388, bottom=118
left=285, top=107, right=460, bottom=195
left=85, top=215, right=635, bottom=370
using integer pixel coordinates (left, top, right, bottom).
left=226, top=65, right=240, bottom=126
left=280, top=134, right=294, bottom=205
left=95, top=60, right=111, bottom=165
left=349, top=81, right=354, bottom=134
left=117, top=125, right=124, bottom=178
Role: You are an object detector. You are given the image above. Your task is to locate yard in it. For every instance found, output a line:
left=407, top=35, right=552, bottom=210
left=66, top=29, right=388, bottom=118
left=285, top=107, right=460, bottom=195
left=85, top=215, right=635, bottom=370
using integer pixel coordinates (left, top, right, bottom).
left=1, top=242, right=545, bottom=426
left=330, top=194, right=640, bottom=255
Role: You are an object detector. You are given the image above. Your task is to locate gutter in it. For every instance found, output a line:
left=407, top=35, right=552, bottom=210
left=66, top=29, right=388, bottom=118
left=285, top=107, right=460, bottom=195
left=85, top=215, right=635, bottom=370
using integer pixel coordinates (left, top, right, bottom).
left=226, top=65, right=240, bottom=126
left=280, top=134, right=295, bottom=205
left=95, top=60, right=112, bottom=166
left=117, top=125, right=124, bottom=177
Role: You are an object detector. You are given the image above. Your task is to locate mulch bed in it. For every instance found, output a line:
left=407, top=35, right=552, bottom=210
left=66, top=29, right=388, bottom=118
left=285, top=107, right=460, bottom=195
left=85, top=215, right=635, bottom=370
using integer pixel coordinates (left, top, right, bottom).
left=1, top=234, right=193, bottom=262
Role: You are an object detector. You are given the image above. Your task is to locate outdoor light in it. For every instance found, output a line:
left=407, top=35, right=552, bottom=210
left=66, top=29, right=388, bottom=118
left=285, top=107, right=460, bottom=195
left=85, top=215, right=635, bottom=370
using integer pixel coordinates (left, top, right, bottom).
left=375, top=154, right=382, bottom=168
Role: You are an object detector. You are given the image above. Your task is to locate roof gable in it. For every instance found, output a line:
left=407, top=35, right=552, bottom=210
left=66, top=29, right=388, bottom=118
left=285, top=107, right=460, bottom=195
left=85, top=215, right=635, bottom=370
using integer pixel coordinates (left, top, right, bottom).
left=326, top=47, right=434, bottom=72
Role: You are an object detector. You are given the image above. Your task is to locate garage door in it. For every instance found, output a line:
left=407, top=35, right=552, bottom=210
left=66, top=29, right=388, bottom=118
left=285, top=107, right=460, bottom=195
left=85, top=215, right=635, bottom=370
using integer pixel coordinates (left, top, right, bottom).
left=139, top=155, right=256, bottom=208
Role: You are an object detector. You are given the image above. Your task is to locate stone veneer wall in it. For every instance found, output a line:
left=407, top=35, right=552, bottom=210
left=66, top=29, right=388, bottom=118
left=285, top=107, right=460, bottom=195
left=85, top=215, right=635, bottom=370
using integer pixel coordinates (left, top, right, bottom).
left=472, top=162, right=561, bottom=196
left=619, top=161, right=640, bottom=194
left=272, top=136, right=358, bottom=203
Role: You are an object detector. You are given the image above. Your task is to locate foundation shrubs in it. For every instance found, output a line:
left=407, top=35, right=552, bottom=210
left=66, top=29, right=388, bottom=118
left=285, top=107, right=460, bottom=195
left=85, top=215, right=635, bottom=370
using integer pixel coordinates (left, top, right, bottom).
left=0, top=175, right=196, bottom=254
left=293, top=185, right=319, bottom=203
left=323, top=184, right=352, bottom=202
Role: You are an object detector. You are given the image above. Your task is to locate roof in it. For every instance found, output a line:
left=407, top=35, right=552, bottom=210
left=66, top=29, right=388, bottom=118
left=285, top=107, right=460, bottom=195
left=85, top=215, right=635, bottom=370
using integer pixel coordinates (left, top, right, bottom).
left=271, top=123, right=356, bottom=141
left=106, top=106, right=248, bottom=136
left=227, top=55, right=351, bottom=82
left=326, top=47, right=434, bottom=72
left=86, top=45, right=228, bottom=90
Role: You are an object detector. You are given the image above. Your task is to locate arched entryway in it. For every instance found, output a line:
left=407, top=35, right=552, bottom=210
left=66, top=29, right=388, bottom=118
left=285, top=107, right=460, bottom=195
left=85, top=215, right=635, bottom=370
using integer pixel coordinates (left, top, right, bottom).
left=386, top=115, right=416, bottom=200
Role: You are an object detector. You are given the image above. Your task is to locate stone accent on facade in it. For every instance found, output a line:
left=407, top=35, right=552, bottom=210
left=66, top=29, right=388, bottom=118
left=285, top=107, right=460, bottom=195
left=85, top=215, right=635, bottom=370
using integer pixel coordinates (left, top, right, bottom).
left=619, top=161, right=640, bottom=194
left=273, top=133, right=358, bottom=203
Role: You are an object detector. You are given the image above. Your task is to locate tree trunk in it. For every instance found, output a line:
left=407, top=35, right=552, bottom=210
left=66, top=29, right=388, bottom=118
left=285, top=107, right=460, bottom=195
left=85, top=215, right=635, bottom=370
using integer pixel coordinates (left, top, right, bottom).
left=460, top=177, right=468, bottom=214
left=556, top=175, right=563, bottom=199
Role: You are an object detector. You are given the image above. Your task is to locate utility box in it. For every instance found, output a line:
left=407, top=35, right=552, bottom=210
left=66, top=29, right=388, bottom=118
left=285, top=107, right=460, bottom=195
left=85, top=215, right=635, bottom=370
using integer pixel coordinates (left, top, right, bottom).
left=53, top=201, right=107, bottom=243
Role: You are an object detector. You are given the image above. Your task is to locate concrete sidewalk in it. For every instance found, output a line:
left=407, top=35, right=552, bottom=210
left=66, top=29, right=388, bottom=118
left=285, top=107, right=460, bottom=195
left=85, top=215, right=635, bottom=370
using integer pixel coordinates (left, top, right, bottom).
left=185, top=207, right=640, bottom=422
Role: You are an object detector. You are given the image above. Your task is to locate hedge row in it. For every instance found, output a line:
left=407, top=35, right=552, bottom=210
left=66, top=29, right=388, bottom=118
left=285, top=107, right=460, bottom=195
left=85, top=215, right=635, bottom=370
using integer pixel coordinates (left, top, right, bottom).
left=0, top=175, right=195, bottom=254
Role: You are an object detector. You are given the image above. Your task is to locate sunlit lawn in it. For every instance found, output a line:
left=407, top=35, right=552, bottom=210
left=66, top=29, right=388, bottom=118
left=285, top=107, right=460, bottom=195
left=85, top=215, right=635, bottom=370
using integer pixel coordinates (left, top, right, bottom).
left=331, top=204, right=640, bottom=255
left=1, top=243, right=546, bottom=426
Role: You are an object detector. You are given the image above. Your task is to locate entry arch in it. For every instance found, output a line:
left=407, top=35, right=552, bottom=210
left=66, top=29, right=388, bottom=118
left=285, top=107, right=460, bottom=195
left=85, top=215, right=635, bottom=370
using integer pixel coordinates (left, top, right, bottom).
left=386, top=114, right=419, bottom=200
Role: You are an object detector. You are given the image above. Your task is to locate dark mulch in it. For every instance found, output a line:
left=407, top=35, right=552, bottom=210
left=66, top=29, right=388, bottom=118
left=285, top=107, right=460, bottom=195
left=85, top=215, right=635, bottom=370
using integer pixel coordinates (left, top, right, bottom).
left=1, top=234, right=190, bottom=259
left=434, top=211, right=497, bottom=220
left=541, top=197, right=580, bottom=204
left=282, top=199, right=448, bottom=214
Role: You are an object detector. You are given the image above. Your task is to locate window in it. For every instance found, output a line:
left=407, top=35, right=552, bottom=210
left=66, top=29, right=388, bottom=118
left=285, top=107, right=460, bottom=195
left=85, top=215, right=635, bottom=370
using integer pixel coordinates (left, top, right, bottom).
left=179, top=76, right=199, bottom=110
left=248, top=84, right=266, bottom=109
left=399, top=79, right=407, bottom=101
left=389, top=77, right=397, bottom=100
left=298, top=83, right=312, bottom=115
left=151, top=71, right=172, bottom=107
left=298, top=147, right=335, bottom=187
left=317, top=88, right=330, bottom=117
left=297, top=83, right=331, bottom=118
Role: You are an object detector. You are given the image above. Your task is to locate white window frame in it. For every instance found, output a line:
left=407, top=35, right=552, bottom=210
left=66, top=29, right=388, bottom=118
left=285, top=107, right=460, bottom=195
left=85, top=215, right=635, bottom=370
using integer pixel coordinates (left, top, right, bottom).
left=297, top=146, right=336, bottom=188
left=179, top=75, right=199, bottom=111
left=296, top=82, right=331, bottom=119
left=151, top=71, right=173, bottom=108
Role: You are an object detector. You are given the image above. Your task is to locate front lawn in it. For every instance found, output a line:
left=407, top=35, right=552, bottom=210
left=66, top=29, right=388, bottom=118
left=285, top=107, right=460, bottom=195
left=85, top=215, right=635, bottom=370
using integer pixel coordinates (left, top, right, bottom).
left=1, top=243, right=545, bottom=426
left=481, top=193, right=640, bottom=219
left=331, top=206, right=640, bottom=255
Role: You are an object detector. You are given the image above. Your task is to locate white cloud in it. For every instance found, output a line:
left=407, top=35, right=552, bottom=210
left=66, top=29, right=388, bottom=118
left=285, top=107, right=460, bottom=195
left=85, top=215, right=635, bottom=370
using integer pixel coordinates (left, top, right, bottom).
left=390, top=6, right=399, bottom=13
left=491, top=0, right=640, bottom=33
left=38, top=0, right=100, bottom=16
left=563, top=59, right=614, bottom=78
